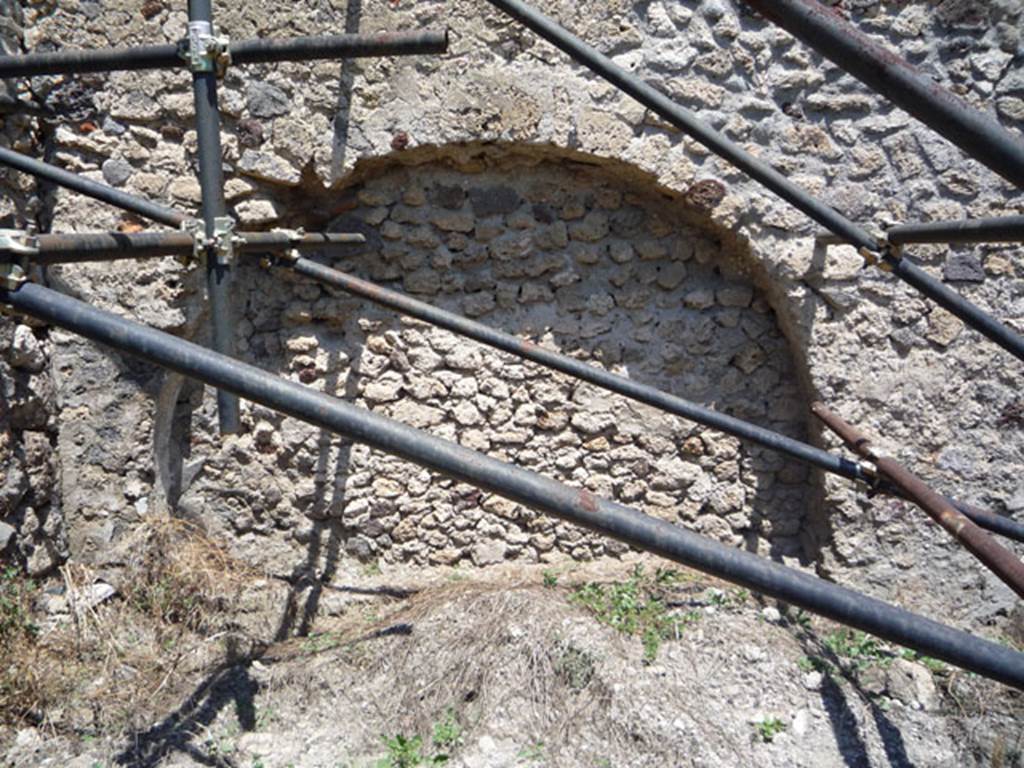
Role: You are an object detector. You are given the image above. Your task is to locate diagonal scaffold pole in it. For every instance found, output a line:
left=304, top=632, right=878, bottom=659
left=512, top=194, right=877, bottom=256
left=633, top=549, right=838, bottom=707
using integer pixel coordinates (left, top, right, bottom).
left=0, top=145, right=187, bottom=227
left=740, top=0, right=1024, bottom=190
left=272, top=254, right=1024, bottom=544
left=2, top=279, right=1024, bottom=690
left=0, top=31, right=449, bottom=78
left=188, top=0, right=238, bottom=434
left=481, top=0, right=1024, bottom=365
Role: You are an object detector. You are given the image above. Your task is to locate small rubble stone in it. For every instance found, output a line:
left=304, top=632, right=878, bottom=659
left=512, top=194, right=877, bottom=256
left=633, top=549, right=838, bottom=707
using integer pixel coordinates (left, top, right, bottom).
left=469, top=186, right=521, bottom=217
left=886, top=659, right=938, bottom=710
left=568, top=211, right=609, bottom=242
left=100, top=158, right=133, bottom=187
left=472, top=540, right=508, bottom=566
left=234, top=199, right=282, bottom=225
left=237, top=150, right=302, bottom=186
left=943, top=253, right=985, bottom=283
left=717, top=285, right=754, bottom=307
left=10, top=326, right=45, bottom=372
left=0, top=522, right=15, bottom=551
left=926, top=309, right=964, bottom=347
left=247, top=81, right=291, bottom=118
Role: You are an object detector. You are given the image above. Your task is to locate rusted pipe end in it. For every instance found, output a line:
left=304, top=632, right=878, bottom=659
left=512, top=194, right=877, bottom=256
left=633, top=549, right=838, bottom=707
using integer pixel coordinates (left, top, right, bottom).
left=810, top=402, right=876, bottom=460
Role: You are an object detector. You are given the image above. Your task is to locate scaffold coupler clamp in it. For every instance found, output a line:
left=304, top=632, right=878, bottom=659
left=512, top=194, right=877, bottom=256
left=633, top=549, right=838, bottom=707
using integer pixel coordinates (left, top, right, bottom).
left=182, top=21, right=231, bottom=76
left=212, top=217, right=241, bottom=267
left=180, top=218, right=205, bottom=267
left=856, top=459, right=885, bottom=497
left=860, top=233, right=899, bottom=274
left=271, top=227, right=305, bottom=264
left=0, top=229, right=38, bottom=291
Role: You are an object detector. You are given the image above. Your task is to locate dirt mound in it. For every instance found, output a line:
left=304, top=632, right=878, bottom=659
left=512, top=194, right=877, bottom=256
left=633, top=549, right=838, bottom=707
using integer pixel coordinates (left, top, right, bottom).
left=4, top=554, right=1020, bottom=767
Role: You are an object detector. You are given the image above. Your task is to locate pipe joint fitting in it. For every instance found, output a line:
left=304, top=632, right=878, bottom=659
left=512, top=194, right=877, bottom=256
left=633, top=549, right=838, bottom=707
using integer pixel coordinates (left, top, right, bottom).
left=180, top=21, right=231, bottom=75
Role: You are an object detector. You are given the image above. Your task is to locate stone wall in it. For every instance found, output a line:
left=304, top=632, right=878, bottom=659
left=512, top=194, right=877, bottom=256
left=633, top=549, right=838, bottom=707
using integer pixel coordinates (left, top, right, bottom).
left=8, top=0, right=1024, bottom=629
left=168, top=153, right=814, bottom=574
left=0, top=0, right=66, bottom=576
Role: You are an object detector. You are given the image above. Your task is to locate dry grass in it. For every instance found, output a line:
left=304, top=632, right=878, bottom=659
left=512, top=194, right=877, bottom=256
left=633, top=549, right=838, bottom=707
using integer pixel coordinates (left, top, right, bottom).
left=259, top=578, right=632, bottom=759
left=121, top=517, right=255, bottom=631
left=0, top=517, right=255, bottom=734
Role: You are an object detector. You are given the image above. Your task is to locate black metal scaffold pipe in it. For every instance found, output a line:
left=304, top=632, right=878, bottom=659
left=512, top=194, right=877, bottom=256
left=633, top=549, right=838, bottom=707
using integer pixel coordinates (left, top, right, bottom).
left=285, top=254, right=868, bottom=482
left=0, top=43, right=182, bottom=78
left=3, top=280, right=1023, bottom=690
left=888, top=215, right=1024, bottom=246
left=30, top=230, right=365, bottom=265
left=741, top=0, right=1024, bottom=190
left=0, top=32, right=449, bottom=78
left=229, top=31, right=449, bottom=65
left=482, top=0, right=1024, bottom=364
left=189, top=0, right=238, bottom=434
left=884, top=253, right=1024, bottom=362
left=283, top=256, right=1024, bottom=544
left=0, top=146, right=187, bottom=227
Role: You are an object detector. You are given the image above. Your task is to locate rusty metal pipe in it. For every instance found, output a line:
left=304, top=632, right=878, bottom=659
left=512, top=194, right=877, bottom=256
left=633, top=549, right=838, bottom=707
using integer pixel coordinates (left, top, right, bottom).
left=31, top=230, right=365, bottom=265
left=811, top=402, right=1024, bottom=599
left=877, top=458, right=1024, bottom=600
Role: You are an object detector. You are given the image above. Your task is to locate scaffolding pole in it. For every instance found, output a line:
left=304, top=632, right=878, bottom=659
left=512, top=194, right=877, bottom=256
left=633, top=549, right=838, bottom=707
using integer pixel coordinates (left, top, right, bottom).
left=887, top=215, right=1024, bottom=246
left=189, top=0, right=238, bottom=434
left=741, top=0, right=1024, bottom=190
left=2, top=279, right=1023, bottom=690
left=276, top=255, right=1024, bottom=544
left=482, top=0, right=1024, bottom=364
left=27, top=230, right=364, bottom=264
left=0, top=146, right=187, bottom=227
left=0, top=31, right=449, bottom=78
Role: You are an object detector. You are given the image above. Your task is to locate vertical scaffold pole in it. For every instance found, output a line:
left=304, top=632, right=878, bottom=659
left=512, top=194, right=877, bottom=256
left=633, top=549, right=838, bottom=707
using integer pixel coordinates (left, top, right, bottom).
left=188, top=0, right=239, bottom=433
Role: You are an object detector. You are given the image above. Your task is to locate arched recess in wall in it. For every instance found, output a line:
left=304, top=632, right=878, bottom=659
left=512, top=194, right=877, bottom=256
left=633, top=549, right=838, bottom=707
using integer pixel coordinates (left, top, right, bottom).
left=171, top=144, right=821, bottom=578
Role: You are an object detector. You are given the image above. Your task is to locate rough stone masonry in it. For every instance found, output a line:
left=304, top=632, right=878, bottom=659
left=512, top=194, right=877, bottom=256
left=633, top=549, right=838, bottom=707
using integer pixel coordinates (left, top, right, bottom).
left=1, top=0, right=1023, bottom=635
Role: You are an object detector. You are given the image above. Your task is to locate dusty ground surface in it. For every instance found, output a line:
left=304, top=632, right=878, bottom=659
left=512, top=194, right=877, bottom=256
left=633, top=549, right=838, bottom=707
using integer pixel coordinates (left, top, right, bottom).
left=1, top=534, right=1021, bottom=768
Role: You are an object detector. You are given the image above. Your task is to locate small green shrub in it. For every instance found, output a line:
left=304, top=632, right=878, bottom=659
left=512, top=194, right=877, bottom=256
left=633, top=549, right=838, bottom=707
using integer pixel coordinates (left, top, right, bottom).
left=571, top=566, right=697, bottom=663
left=898, top=648, right=948, bottom=675
left=797, top=655, right=832, bottom=674
left=755, top=717, right=786, bottom=743
left=432, top=708, right=463, bottom=754
left=377, top=710, right=463, bottom=767
left=516, top=743, right=545, bottom=764
left=824, top=629, right=885, bottom=669
left=378, top=734, right=428, bottom=768
left=555, top=643, right=596, bottom=691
